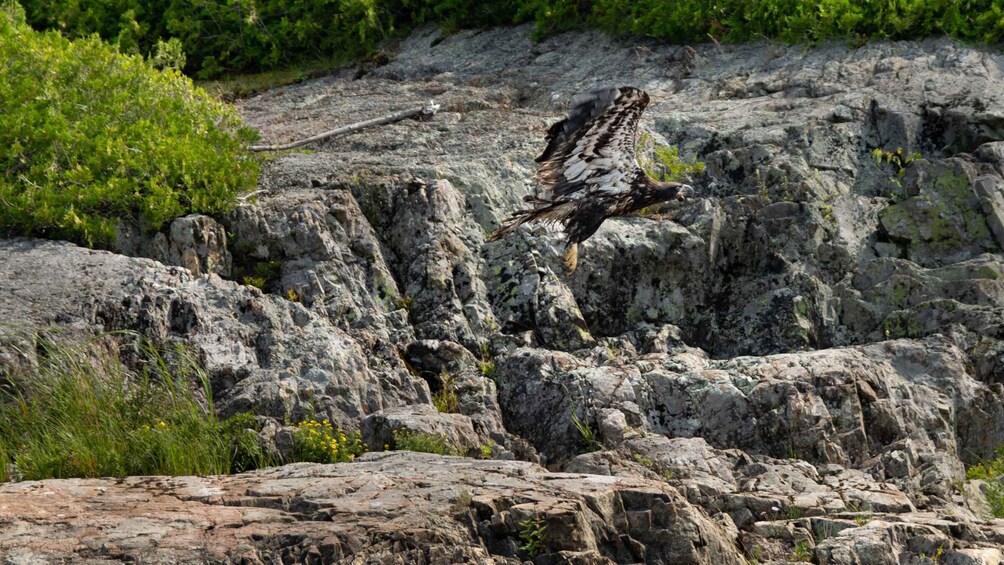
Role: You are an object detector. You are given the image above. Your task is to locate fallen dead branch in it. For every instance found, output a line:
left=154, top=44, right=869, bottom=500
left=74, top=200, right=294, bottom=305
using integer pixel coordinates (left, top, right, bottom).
left=248, top=100, right=441, bottom=152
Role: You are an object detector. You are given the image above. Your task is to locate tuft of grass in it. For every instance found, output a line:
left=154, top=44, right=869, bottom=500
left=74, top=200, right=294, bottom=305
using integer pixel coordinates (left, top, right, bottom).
left=0, top=332, right=268, bottom=481
left=432, top=371, right=460, bottom=414
left=395, top=294, right=414, bottom=310
left=391, top=429, right=463, bottom=456
left=291, top=419, right=366, bottom=463
left=234, top=259, right=283, bottom=291
left=966, top=447, right=1004, bottom=518
left=452, top=487, right=473, bottom=513
left=479, top=342, right=496, bottom=381
left=0, top=7, right=259, bottom=248
left=790, top=540, right=812, bottom=562
left=197, top=61, right=338, bottom=101
left=570, top=410, right=601, bottom=453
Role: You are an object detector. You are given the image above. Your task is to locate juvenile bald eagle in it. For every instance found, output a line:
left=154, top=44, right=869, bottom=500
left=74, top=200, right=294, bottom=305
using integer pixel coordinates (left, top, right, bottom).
left=489, top=86, right=694, bottom=272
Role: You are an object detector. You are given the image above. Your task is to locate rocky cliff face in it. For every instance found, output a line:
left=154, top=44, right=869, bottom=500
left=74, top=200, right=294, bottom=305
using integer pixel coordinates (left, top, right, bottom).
left=2, top=25, right=1004, bottom=563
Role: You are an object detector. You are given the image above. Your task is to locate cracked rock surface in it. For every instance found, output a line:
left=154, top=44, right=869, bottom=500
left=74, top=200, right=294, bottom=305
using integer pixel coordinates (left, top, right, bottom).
left=2, top=24, right=1004, bottom=564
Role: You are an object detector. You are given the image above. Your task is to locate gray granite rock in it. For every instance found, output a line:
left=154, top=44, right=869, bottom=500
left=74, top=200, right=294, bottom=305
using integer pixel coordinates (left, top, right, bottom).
left=0, top=238, right=429, bottom=430
left=4, top=24, right=1004, bottom=563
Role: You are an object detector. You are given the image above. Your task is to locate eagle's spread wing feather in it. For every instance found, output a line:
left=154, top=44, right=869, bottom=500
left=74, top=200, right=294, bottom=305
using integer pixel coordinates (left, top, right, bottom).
left=535, top=86, right=650, bottom=200
left=489, top=85, right=696, bottom=275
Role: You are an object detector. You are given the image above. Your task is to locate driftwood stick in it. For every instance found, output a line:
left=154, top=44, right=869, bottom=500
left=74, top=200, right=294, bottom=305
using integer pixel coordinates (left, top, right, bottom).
left=248, top=100, right=441, bottom=152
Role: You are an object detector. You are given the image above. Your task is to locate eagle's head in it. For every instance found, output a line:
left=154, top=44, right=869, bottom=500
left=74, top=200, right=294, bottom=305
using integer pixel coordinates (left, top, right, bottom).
left=652, top=180, right=695, bottom=203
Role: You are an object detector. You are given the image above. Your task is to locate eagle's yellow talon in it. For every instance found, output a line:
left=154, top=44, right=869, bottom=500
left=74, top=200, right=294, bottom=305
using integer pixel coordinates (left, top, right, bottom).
left=563, top=243, right=578, bottom=274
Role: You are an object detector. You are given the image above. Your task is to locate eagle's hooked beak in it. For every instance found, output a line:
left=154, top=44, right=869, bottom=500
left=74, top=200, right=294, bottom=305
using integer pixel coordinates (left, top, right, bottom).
left=676, top=184, right=695, bottom=200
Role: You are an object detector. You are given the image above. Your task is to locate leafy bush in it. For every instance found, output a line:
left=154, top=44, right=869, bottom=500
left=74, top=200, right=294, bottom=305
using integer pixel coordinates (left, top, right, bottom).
left=0, top=332, right=268, bottom=481
left=588, top=0, right=1004, bottom=44
left=18, top=0, right=1004, bottom=80
left=17, top=0, right=170, bottom=55
left=291, top=419, right=367, bottom=463
left=0, top=7, right=259, bottom=248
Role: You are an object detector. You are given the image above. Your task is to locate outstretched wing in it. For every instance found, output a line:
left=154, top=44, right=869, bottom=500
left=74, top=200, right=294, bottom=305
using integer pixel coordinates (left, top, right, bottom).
left=535, top=86, right=650, bottom=200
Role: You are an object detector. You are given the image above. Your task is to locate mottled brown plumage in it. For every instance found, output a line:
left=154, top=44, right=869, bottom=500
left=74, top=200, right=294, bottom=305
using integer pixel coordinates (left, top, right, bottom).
left=489, top=86, right=694, bottom=272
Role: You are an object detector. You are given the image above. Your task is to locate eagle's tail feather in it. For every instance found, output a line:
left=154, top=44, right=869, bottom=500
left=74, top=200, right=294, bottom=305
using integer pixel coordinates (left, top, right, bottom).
left=487, top=199, right=575, bottom=242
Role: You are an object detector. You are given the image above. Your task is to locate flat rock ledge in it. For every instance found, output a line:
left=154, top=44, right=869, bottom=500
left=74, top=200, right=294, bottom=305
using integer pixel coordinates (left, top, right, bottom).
left=0, top=452, right=743, bottom=564
left=1, top=452, right=1002, bottom=564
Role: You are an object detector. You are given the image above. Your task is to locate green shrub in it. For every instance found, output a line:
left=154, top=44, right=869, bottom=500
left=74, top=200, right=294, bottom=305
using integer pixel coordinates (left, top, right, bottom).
left=291, top=419, right=367, bottom=463
left=0, top=8, right=259, bottom=248
left=17, top=1, right=1004, bottom=79
left=967, top=448, right=1004, bottom=518
left=0, top=332, right=269, bottom=481
left=17, top=0, right=170, bottom=54
left=589, top=0, right=1004, bottom=44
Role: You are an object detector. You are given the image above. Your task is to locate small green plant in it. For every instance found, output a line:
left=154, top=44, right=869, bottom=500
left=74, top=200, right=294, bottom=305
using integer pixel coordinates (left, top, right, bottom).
left=291, top=419, right=366, bottom=463
left=149, top=37, right=186, bottom=71
left=479, top=342, right=496, bottom=381
left=518, top=516, right=548, bottom=558
left=854, top=514, right=870, bottom=526
left=633, top=453, right=655, bottom=467
left=966, top=447, right=1004, bottom=518
left=918, top=544, right=945, bottom=563
left=871, top=147, right=922, bottom=177
left=818, top=190, right=838, bottom=225
left=235, top=259, right=282, bottom=291
left=478, top=440, right=497, bottom=459
left=0, top=332, right=268, bottom=481
left=570, top=411, right=601, bottom=452
left=632, top=452, right=676, bottom=480
left=636, top=133, right=705, bottom=206
left=243, top=276, right=267, bottom=289
left=391, top=429, right=463, bottom=456
left=790, top=540, right=812, bottom=562
left=872, top=147, right=923, bottom=192
left=432, top=371, right=460, bottom=414
left=395, top=294, right=414, bottom=310
left=285, top=288, right=301, bottom=303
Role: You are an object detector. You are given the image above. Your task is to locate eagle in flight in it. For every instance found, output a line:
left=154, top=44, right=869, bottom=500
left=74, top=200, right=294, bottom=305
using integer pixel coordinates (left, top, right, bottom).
left=489, top=86, right=694, bottom=272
